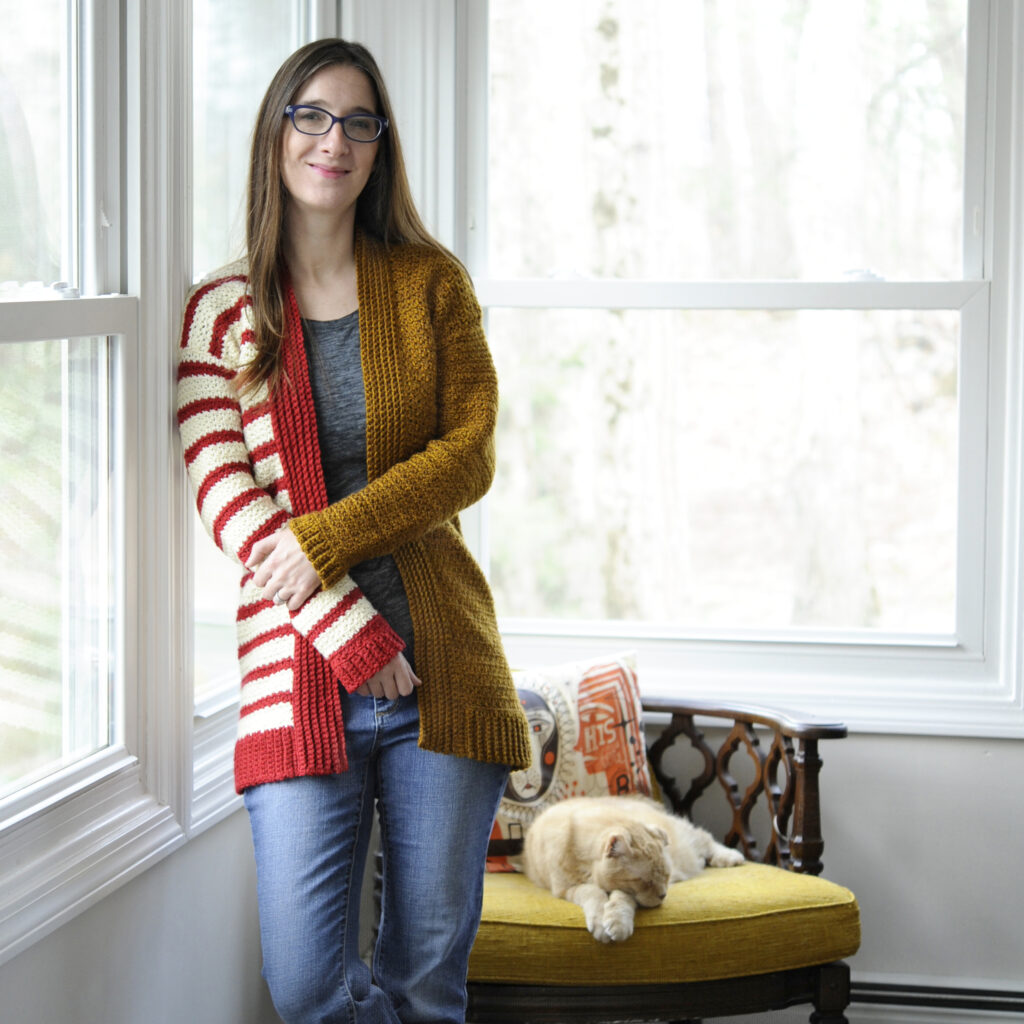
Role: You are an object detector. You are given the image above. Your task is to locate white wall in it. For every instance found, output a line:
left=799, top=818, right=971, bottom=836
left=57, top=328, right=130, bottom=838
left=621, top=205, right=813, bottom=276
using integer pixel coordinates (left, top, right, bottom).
left=0, top=810, right=277, bottom=1024
left=822, top=732, right=1024, bottom=991
left=671, top=728, right=1024, bottom=1024
left=0, top=734, right=1019, bottom=1023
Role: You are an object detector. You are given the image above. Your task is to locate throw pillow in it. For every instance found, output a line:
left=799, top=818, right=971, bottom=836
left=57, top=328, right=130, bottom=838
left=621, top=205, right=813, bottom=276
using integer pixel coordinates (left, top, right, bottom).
left=487, top=651, right=652, bottom=872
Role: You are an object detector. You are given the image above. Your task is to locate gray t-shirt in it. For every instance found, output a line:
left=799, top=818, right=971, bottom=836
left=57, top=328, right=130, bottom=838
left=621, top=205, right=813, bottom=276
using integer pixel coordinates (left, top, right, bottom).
left=302, top=311, right=415, bottom=670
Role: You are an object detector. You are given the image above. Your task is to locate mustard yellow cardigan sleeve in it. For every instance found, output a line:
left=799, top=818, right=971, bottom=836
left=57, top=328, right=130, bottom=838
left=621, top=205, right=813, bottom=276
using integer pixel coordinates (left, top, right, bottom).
left=287, top=245, right=498, bottom=589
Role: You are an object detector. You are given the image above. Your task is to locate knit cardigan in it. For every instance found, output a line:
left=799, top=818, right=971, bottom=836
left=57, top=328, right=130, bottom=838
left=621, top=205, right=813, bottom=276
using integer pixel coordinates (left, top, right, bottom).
left=177, top=233, right=531, bottom=791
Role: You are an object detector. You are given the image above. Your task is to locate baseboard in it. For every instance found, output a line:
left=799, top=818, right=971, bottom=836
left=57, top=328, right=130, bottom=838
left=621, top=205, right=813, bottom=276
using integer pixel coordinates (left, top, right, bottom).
left=852, top=981, right=1024, bottom=1022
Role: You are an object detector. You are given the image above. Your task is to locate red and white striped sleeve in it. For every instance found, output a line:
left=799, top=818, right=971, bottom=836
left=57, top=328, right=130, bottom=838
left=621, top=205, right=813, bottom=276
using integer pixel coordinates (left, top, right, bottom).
left=176, top=274, right=289, bottom=565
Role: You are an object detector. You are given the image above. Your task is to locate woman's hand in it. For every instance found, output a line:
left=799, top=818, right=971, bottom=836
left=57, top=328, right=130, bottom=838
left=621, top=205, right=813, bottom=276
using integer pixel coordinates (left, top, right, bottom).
left=246, top=528, right=322, bottom=611
left=353, top=653, right=421, bottom=700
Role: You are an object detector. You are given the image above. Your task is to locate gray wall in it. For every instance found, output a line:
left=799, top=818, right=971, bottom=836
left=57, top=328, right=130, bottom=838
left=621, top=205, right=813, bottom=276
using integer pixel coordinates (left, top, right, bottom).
left=0, top=811, right=277, bottom=1024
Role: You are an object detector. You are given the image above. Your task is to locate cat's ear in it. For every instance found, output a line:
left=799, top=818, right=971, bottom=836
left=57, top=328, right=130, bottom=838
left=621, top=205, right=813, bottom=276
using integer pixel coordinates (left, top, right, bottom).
left=604, top=833, right=629, bottom=859
left=645, top=824, right=670, bottom=846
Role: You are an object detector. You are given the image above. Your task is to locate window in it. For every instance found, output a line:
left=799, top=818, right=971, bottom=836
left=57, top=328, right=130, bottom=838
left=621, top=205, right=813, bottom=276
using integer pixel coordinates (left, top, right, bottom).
left=192, top=0, right=310, bottom=279
left=191, top=0, right=312, bottom=713
left=462, top=0, right=1024, bottom=733
left=0, top=3, right=116, bottom=802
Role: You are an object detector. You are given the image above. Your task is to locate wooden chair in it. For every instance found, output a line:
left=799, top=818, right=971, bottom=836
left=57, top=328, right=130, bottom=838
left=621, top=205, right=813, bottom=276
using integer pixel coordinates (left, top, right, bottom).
left=466, top=696, right=861, bottom=1024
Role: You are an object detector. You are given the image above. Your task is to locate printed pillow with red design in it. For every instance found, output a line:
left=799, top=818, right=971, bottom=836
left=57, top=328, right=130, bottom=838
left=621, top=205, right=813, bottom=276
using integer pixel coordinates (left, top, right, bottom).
left=486, top=651, right=652, bottom=872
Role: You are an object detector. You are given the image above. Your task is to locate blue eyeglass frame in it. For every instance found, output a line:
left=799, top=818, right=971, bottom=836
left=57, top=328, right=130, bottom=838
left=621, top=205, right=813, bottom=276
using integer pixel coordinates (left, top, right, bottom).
left=284, top=104, right=389, bottom=142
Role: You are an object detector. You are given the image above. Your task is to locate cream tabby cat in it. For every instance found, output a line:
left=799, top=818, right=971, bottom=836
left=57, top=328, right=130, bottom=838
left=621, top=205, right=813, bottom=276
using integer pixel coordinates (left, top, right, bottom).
left=523, top=794, right=745, bottom=943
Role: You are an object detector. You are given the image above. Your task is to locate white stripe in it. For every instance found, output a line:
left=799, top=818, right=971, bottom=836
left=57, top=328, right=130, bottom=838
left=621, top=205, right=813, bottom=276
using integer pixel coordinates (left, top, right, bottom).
left=237, top=701, right=293, bottom=741
left=252, top=451, right=284, bottom=488
left=237, top=603, right=289, bottom=648
left=243, top=411, right=274, bottom=450
left=179, top=407, right=242, bottom=451
left=240, top=668, right=293, bottom=709
left=199, top=471, right=262, bottom=525
left=291, top=576, right=360, bottom=634
left=239, top=632, right=293, bottom=678
left=186, top=439, right=250, bottom=479
left=219, top=500, right=285, bottom=557
left=310, top=597, right=379, bottom=656
left=177, top=367, right=234, bottom=406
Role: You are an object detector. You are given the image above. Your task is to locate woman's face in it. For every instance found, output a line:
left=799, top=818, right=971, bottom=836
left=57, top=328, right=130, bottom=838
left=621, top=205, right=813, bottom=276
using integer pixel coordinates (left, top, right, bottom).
left=280, top=63, right=380, bottom=220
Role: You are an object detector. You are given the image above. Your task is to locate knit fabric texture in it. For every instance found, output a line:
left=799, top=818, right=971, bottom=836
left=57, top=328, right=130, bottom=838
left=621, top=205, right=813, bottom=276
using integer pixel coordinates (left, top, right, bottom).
left=177, top=233, right=531, bottom=790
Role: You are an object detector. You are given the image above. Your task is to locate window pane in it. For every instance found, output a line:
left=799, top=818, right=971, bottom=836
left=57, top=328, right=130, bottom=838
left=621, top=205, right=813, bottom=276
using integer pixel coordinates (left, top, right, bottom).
left=0, top=337, right=113, bottom=799
left=192, top=0, right=303, bottom=279
left=488, top=0, right=967, bottom=281
left=0, top=0, right=74, bottom=287
left=489, top=308, right=958, bottom=634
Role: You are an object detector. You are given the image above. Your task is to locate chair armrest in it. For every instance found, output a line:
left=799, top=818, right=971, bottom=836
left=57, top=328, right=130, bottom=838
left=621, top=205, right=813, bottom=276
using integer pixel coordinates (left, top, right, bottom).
left=642, top=695, right=848, bottom=740
left=642, top=696, right=848, bottom=876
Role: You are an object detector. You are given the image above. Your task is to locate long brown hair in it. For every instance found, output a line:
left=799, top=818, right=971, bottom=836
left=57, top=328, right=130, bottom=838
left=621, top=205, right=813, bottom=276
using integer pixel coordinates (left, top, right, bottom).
left=241, top=38, right=443, bottom=395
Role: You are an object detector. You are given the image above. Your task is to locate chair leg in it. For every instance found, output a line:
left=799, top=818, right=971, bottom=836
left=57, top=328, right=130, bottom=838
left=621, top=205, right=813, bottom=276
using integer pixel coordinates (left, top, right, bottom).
left=810, top=961, right=851, bottom=1023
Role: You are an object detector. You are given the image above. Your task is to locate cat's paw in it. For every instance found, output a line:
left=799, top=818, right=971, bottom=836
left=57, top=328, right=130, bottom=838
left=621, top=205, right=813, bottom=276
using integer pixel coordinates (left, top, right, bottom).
left=583, top=904, right=612, bottom=942
left=600, top=891, right=636, bottom=942
left=708, top=843, right=745, bottom=868
left=573, top=888, right=612, bottom=942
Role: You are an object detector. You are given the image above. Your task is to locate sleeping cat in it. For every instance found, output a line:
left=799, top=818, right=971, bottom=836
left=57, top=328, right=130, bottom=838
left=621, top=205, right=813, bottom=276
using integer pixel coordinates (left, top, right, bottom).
left=523, top=794, right=745, bottom=943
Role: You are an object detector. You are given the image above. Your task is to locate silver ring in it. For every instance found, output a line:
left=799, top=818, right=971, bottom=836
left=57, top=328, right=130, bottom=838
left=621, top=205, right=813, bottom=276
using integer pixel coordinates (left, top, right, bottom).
left=273, top=592, right=286, bottom=605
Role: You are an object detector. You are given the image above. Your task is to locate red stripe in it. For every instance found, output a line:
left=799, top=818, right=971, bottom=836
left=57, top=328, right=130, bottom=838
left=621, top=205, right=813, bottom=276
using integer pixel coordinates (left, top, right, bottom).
left=212, top=488, right=266, bottom=547
left=305, top=586, right=364, bottom=644
left=184, top=429, right=244, bottom=466
left=197, top=461, right=253, bottom=508
left=238, top=623, right=292, bottom=659
left=237, top=596, right=275, bottom=622
left=241, top=403, right=271, bottom=427
left=242, top=659, right=291, bottom=684
left=177, top=395, right=238, bottom=427
left=239, top=691, right=291, bottom=719
left=180, top=276, right=246, bottom=349
left=237, top=511, right=290, bottom=563
left=177, top=359, right=235, bottom=383
left=249, top=440, right=279, bottom=463
left=211, top=294, right=250, bottom=359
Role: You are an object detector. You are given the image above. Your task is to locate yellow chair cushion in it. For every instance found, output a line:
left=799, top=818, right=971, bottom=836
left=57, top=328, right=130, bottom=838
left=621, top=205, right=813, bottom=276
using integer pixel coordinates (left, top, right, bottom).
left=469, top=862, right=860, bottom=985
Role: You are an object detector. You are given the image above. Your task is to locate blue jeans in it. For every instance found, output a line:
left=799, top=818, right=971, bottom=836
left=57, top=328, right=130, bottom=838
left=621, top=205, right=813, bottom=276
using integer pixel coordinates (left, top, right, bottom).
left=243, top=688, right=508, bottom=1024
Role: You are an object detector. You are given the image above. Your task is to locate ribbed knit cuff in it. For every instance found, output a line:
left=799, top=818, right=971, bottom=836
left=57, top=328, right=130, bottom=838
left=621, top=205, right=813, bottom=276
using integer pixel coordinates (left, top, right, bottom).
left=289, top=513, right=348, bottom=590
left=328, top=613, right=406, bottom=693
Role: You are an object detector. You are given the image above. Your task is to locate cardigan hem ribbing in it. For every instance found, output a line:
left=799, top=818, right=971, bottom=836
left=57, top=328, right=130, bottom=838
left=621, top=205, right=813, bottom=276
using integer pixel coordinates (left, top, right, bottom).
left=417, top=698, right=533, bottom=771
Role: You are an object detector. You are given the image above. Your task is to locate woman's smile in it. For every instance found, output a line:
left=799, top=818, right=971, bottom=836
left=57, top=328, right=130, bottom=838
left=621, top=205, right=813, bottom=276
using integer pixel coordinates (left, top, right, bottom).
left=308, top=162, right=349, bottom=178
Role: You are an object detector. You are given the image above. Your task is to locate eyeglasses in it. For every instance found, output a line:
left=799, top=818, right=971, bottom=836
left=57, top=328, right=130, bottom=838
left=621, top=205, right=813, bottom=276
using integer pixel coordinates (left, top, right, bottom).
left=284, top=104, right=389, bottom=143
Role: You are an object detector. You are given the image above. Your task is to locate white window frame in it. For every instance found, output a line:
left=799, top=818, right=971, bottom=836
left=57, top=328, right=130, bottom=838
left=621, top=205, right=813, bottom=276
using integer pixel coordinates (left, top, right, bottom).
left=0, top=1, right=187, bottom=966
left=450, top=0, right=1024, bottom=738
left=0, top=0, right=343, bottom=969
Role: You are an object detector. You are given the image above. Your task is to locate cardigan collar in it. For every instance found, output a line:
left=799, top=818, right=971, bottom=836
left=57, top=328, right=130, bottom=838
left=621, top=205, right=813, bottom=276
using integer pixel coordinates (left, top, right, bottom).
left=272, top=230, right=393, bottom=515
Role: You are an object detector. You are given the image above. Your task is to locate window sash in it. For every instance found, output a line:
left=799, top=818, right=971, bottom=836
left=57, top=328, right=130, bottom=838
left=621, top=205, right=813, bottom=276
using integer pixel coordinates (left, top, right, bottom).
left=456, top=0, right=1024, bottom=736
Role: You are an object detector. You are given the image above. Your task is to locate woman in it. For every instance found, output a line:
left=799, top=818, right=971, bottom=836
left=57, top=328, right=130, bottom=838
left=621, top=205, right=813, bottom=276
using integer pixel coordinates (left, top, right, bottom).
left=177, top=38, right=530, bottom=1024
